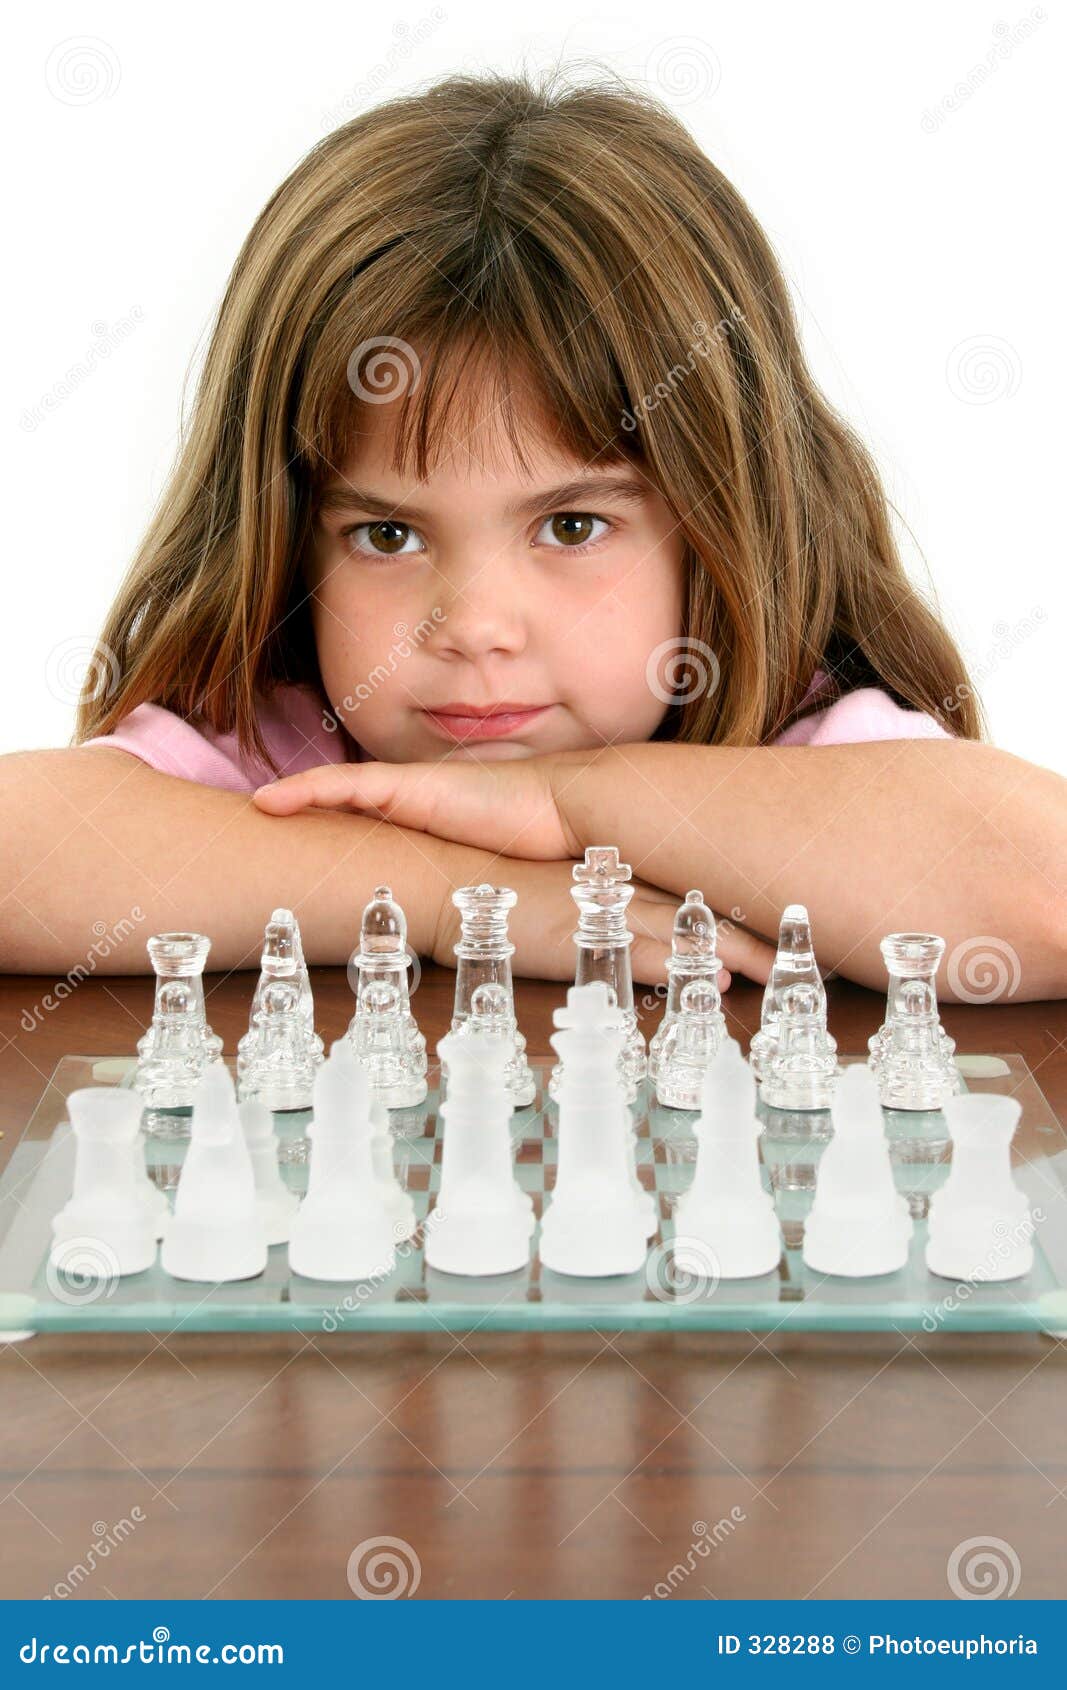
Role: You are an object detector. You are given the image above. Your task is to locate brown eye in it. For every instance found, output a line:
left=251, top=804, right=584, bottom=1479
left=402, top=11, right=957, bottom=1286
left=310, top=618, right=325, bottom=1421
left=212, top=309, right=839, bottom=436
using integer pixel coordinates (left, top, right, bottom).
left=367, top=520, right=410, bottom=554
left=549, top=513, right=597, bottom=546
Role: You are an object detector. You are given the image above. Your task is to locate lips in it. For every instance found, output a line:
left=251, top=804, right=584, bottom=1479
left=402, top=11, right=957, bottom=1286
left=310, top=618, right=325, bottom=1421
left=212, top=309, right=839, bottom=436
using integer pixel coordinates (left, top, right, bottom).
left=422, top=704, right=552, bottom=741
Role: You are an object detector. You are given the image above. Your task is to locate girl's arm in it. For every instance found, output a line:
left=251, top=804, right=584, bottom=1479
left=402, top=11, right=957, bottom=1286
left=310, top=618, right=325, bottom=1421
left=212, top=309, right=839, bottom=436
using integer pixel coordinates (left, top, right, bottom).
left=555, top=738, right=1067, bottom=999
left=0, top=747, right=691, bottom=984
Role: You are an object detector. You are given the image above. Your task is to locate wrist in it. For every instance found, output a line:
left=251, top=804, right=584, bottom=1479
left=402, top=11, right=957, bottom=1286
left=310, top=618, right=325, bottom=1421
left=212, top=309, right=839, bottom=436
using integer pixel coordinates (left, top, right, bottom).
left=547, top=744, right=619, bottom=856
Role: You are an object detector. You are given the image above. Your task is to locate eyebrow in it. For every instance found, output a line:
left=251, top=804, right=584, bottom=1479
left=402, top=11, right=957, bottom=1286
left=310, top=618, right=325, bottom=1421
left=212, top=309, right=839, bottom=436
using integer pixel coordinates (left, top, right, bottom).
left=316, top=472, right=652, bottom=524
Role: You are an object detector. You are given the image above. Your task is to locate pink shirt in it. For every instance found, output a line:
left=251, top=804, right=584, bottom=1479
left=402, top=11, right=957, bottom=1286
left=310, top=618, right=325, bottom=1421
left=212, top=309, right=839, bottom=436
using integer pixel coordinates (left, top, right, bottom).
left=81, top=672, right=950, bottom=789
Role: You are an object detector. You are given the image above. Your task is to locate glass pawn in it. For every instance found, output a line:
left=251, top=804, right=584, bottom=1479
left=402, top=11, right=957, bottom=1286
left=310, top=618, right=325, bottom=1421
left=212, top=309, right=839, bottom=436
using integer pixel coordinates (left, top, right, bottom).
left=655, top=978, right=728, bottom=1110
left=237, top=911, right=324, bottom=1111
left=547, top=846, right=647, bottom=1105
left=759, top=982, right=840, bottom=1112
left=868, top=933, right=961, bottom=1111
left=446, top=884, right=535, bottom=1107
left=648, top=890, right=721, bottom=1088
left=134, top=933, right=223, bottom=1137
left=345, top=886, right=427, bottom=1106
left=749, top=904, right=826, bottom=1081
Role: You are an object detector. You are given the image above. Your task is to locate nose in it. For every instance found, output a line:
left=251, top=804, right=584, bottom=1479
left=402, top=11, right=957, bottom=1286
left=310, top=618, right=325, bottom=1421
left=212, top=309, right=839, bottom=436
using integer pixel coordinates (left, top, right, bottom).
left=428, top=566, right=529, bottom=662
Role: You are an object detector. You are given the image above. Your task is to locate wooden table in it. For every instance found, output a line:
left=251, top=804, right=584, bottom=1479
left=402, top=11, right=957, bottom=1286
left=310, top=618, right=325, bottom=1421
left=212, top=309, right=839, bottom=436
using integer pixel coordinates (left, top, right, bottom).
left=1, top=967, right=1064, bottom=1601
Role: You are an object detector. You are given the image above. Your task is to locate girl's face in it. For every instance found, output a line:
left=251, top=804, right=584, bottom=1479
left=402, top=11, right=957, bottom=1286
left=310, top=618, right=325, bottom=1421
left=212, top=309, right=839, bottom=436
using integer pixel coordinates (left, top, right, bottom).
left=303, top=370, right=686, bottom=763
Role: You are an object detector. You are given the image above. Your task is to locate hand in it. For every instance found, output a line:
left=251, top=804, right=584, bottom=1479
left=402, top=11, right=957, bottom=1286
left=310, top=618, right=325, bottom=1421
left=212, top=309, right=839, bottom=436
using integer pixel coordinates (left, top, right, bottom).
left=253, top=753, right=579, bottom=860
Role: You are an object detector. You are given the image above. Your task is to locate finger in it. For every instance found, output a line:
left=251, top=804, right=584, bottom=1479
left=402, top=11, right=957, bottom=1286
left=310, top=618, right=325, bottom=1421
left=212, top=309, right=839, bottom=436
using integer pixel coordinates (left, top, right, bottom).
left=252, top=764, right=392, bottom=816
left=717, top=925, right=776, bottom=985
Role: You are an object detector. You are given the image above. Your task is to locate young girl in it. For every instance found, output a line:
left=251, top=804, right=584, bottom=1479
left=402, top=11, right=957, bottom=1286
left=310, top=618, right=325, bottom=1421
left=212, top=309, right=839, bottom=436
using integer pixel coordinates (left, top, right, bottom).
left=5, top=69, right=1064, bottom=998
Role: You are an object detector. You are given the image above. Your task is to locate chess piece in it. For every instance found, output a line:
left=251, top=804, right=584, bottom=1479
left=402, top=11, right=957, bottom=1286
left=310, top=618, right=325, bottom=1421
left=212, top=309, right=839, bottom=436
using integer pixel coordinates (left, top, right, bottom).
left=925, top=1093, right=1034, bottom=1281
left=673, top=1039, right=782, bottom=1278
left=649, top=890, right=722, bottom=1089
left=539, top=982, right=650, bottom=1277
left=423, top=1028, right=534, bottom=1276
left=238, top=1096, right=301, bottom=1246
left=369, top=1094, right=417, bottom=1243
left=802, top=1064, right=913, bottom=1276
left=655, top=977, right=728, bottom=1110
left=237, top=978, right=322, bottom=1113
left=237, top=911, right=323, bottom=1110
left=160, top=1061, right=268, bottom=1282
left=548, top=847, right=647, bottom=1104
left=759, top=982, right=840, bottom=1112
left=749, top=904, right=825, bottom=1081
left=289, top=1043, right=398, bottom=1281
left=134, top=933, right=224, bottom=1133
left=50, top=1087, right=158, bottom=1276
left=345, top=886, right=427, bottom=1107
left=445, top=886, right=536, bottom=1107
left=868, top=934, right=961, bottom=1110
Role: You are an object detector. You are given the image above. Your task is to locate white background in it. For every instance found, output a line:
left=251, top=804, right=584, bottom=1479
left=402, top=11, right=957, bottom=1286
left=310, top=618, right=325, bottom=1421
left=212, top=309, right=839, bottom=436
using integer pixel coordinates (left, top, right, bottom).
left=5, top=0, right=1064, bottom=773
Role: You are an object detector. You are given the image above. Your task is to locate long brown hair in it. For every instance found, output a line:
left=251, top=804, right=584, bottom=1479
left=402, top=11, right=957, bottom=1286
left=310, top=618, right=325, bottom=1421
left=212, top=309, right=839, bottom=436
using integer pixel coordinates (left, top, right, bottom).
left=76, top=65, right=982, bottom=770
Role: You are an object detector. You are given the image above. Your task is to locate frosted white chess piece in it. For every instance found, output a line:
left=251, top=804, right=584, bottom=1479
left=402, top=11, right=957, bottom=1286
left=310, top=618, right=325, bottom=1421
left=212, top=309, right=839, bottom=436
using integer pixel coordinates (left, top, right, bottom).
left=446, top=886, right=536, bottom=1107
left=673, top=1039, right=782, bottom=1279
left=649, top=890, right=722, bottom=1092
left=369, top=1094, right=417, bottom=1243
left=50, top=1087, right=159, bottom=1277
left=802, top=1064, right=913, bottom=1277
left=160, top=1061, right=268, bottom=1282
left=925, top=1093, right=1035, bottom=1282
left=345, top=886, right=427, bottom=1107
left=424, top=1027, right=535, bottom=1276
left=288, top=1042, right=398, bottom=1281
left=539, top=981, right=650, bottom=1277
left=238, top=1097, right=301, bottom=1246
left=749, top=904, right=826, bottom=1081
left=548, top=847, right=647, bottom=1104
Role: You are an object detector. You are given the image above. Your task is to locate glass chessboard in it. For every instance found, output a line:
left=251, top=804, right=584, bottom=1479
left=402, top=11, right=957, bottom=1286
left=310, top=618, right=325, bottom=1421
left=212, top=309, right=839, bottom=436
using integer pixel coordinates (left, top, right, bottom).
left=1, top=1053, right=1065, bottom=1337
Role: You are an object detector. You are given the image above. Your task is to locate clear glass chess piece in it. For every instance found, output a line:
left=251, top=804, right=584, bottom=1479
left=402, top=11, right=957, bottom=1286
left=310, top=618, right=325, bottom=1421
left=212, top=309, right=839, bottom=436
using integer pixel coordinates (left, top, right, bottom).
left=445, top=884, right=536, bottom=1107
left=648, top=890, right=721, bottom=1087
left=237, top=976, right=321, bottom=1112
left=868, top=933, right=962, bottom=1110
left=749, top=904, right=826, bottom=1081
left=655, top=978, right=728, bottom=1110
left=759, top=982, right=840, bottom=1112
left=547, top=846, right=647, bottom=1105
left=348, top=979, right=428, bottom=1108
left=345, top=885, right=427, bottom=1106
left=134, top=933, right=223, bottom=1138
